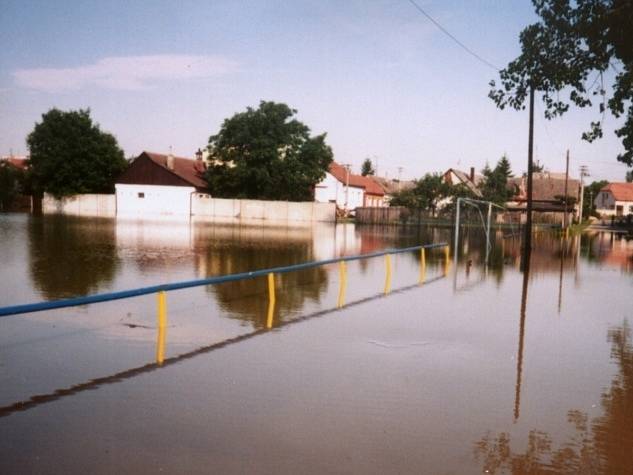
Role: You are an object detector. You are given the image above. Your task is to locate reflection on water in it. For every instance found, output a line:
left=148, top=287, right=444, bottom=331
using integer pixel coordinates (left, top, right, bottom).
left=2, top=214, right=633, bottom=473
left=476, top=321, right=633, bottom=475
left=28, top=216, right=120, bottom=299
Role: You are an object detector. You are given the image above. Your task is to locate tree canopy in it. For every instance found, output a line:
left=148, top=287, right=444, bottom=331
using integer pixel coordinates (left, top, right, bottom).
left=0, top=162, right=22, bottom=210
left=390, top=172, right=474, bottom=216
left=27, top=108, right=127, bottom=198
left=361, top=158, right=375, bottom=176
left=489, top=0, right=633, bottom=166
left=205, top=101, right=333, bottom=201
left=479, top=155, right=515, bottom=205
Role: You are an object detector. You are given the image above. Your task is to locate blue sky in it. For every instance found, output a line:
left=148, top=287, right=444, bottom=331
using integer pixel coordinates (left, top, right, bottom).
left=0, top=0, right=629, bottom=181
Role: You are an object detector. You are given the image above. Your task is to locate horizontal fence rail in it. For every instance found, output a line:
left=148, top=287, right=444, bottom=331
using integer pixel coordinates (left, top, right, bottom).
left=0, top=243, right=448, bottom=318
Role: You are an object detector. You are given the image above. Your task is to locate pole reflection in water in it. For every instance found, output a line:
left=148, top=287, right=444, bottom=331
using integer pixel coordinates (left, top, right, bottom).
left=337, top=260, right=347, bottom=308
left=514, top=245, right=530, bottom=422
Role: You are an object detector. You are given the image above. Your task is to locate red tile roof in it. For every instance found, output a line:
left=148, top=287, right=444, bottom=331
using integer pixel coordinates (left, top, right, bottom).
left=1, top=157, right=28, bottom=170
left=144, top=151, right=208, bottom=189
left=328, top=162, right=384, bottom=195
left=601, top=182, right=633, bottom=202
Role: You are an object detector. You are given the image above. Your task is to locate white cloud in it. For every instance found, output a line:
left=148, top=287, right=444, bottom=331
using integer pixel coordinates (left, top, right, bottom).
left=13, top=55, right=238, bottom=92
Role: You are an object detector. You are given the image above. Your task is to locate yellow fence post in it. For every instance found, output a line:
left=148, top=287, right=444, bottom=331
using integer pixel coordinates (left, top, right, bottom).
left=266, top=272, right=276, bottom=329
left=443, top=245, right=450, bottom=276
left=419, top=247, right=426, bottom=284
left=384, top=253, right=392, bottom=294
left=337, top=260, right=347, bottom=308
left=156, top=291, right=167, bottom=365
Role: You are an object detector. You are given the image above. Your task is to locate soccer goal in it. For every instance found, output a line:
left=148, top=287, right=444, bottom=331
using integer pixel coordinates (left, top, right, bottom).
left=453, top=197, right=520, bottom=265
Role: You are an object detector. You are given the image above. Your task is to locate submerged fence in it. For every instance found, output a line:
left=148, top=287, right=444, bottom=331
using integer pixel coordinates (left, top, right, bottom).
left=0, top=243, right=450, bottom=321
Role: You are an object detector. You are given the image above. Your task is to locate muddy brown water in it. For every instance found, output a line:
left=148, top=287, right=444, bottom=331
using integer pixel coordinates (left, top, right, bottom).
left=0, top=214, right=632, bottom=474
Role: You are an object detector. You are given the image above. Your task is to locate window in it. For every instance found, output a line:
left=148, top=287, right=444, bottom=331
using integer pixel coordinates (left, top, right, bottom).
left=138, top=192, right=145, bottom=198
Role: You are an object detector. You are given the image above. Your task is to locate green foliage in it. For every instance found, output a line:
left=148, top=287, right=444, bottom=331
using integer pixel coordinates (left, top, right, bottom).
left=479, top=156, right=515, bottom=205
left=389, top=172, right=474, bottom=216
left=205, top=101, right=333, bottom=201
left=489, top=0, right=633, bottom=166
left=361, top=158, right=375, bottom=176
left=584, top=179, right=609, bottom=217
left=27, top=109, right=127, bottom=198
left=0, top=162, right=21, bottom=210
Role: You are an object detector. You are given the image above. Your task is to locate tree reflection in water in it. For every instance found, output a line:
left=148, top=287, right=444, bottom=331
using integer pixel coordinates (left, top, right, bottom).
left=475, top=321, right=633, bottom=474
left=200, top=241, right=328, bottom=329
left=28, top=215, right=119, bottom=299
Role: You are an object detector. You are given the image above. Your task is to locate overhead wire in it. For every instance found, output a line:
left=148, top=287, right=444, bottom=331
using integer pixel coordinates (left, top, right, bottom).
left=405, top=0, right=500, bottom=72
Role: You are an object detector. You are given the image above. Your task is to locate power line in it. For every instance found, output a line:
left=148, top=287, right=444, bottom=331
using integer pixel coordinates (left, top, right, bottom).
left=406, top=0, right=500, bottom=71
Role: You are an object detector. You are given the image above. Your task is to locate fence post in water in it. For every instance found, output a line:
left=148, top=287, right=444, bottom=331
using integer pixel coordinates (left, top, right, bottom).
left=337, top=260, right=347, bottom=308
left=156, top=291, right=167, bottom=365
left=266, top=272, right=276, bottom=329
left=384, top=254, right=392, bottom=294
left=157, top=291, right=167, bottom=328
left=443, top=245, right=450, bottom=276
left=419, top=247, right=426, bottom=283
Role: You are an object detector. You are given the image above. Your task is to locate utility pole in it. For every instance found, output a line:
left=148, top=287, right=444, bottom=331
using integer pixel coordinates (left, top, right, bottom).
left=563, top=150, right=570, bottom=229
left=397, top=166, right=403, bottom=191
left=521, top=86, right=535, bottom=272
left=578, top=165, right=589, bottom=224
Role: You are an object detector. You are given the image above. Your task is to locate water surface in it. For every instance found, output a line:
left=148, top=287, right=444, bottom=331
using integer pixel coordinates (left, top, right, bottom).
left=1, top=214, right=632, bottom=474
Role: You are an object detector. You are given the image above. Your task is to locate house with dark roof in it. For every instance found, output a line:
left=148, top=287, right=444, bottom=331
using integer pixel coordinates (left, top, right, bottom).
left=371, top=176, right=415, bottom=203
left=115, top=151, right=209, bottom=217
left=314, top=162, right=386, bottom=211
left=443, top=167, right=484, bottom=198
left=507, top=172, right=581, bottom=212
left=595, top=182, right=633, bottom=217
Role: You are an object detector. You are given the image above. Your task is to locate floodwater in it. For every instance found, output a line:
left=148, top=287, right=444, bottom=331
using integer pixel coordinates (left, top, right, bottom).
left=0, top=213, right=632, bottom=474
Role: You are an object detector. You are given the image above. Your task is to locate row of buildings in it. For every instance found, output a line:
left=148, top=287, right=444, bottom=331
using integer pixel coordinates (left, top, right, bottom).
left=3, top=151, right=633, bottom=219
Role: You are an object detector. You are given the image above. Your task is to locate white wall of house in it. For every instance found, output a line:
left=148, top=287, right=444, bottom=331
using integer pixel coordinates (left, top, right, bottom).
left=115, top=184, right=196, bottom=217
left=596, top=190, right=633, bottom=216
left=314, top=172, right=364, bottom=211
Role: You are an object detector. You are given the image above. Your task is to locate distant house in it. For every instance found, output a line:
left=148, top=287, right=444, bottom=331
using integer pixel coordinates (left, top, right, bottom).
left=371, top=176, right=415, bottom=205
left=314, top=162, right=385, bottom=211
left=595, top=182, right=633, bottom=217
left=443, top=167, right=483, bottom=198
left=115, top=151, right=209, bottom=217
left=507, top=172, right=581, bottom=212
left=0, top=155, right=29, bottom=171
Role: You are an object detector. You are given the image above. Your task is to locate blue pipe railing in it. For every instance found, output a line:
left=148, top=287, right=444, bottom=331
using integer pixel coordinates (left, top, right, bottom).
left=0, top=242, right=448, bottom=318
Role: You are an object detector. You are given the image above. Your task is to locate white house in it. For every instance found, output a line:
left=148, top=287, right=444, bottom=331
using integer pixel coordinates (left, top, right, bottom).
left=595, top=182, right=633, bottom=217
left=115, top=151, right=209, bottom=218
left=314, top=162, right=385, bottom=212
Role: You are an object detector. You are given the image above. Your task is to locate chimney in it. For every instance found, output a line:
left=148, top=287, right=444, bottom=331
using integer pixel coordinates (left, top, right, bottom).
left=470, top=167, right=475, bottom=182
left=166, top=153, right=175, bottom=170
left=195, top=148, right=203, bottom=161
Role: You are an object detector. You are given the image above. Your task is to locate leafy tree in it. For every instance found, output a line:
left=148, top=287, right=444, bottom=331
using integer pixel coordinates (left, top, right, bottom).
left=479, top=156, right=515, bottom=205
left=489, top=0, right=633, bottom=166
left=626, top=170, right=633, bottom=182
left=0, top=162, right=21, bottom=210
left=533, top=160, right=545, bottom=173
left=205, top=101, right=333, bottom=201
left=584, top=179, right=609, bottom=217
left=390, top=172, right=473, bottom=216
left=27, top=109, right=127, bottom=198
left=361, top=158, right=375, bottom=176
